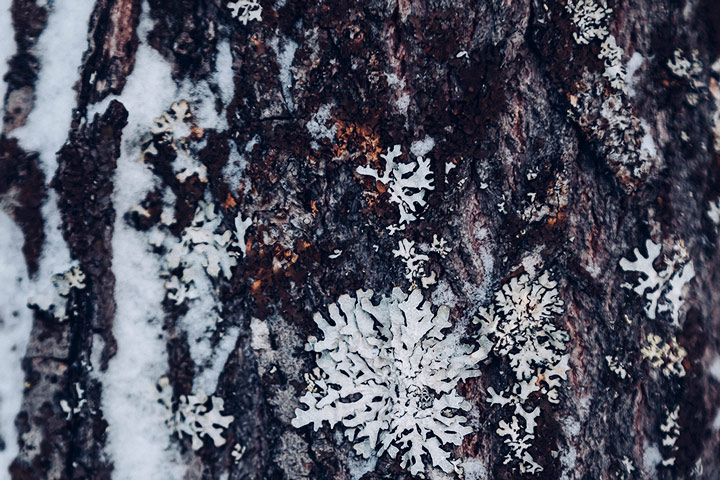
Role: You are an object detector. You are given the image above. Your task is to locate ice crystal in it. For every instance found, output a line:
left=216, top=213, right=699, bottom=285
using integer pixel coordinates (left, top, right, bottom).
left=474, top=270, right=570, bottom=474
left=227, top=0, right=262, bottom=25
left=292, top=288, right=488, bottom=475
left=170, top=392, right=234, bottom=451
left=357, top=144, right=435, bottom=224
left=640, top=334, right=686, bottom=378
left=620, top=239, right=695, bottom=326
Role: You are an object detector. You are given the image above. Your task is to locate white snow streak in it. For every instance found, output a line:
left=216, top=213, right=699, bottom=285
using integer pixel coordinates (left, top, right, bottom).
left=12, top=0, right=95, bottom=178
left=0, top=212, right=32, bottom=477
left=100, top=8, right=185, bottom=479
left=1, top=2, right=93, bottom=475
left=0, top=0, right=15, bottom=119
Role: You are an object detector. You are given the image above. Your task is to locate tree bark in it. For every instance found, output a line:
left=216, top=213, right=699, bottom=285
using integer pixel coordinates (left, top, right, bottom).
left=0, top=0, right=719, bottom=479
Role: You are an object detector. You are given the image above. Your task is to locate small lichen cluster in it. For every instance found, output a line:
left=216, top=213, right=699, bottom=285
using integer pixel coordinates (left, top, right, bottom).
left=667, top=49, right=705, bottom=106
left=146, top=100, right=208, bottom=184
left=227, top=0, right=262, bottom=25
left=659, top=406, right=680, bottom=466
left=565, top=0, right=611, bottom=45
left=474, top=271, right=570, bottom=474
left=605, top=355, right=629, bottom=379
left=640, top=334, right=686, bottom=378
left=30, top=265, right=87, bottom=321
left=293, top=288, right=488, bottom=476
left=357, top=144, right=435, bottom=225
left=620, top=239, right=695, bottom=326
left=565, top=1, right=659, bottom=183
left=392, top=239, right=436, bottom=289
left=167, top=390, right=235, bottom=451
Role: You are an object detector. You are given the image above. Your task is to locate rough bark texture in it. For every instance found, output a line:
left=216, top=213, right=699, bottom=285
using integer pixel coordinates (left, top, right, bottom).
left=0, top=0, right=719, bottom=479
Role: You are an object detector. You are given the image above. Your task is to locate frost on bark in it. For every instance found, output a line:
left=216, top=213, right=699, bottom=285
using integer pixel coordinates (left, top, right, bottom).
left=0, top=0, right=719, bottom=480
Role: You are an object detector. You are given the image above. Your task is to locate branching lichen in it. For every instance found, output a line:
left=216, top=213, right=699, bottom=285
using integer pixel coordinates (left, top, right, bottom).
left=474, top=270, right=570, bottom=473
left=293, top=288, right=488, bottom=475
left=357, top=145, right=435, bottom=224
left=620, top=239, right=695, bottom=326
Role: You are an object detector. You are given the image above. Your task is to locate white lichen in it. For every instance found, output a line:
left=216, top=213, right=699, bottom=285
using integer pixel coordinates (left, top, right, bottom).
left=620, top=239, right=695, bottom=326
left=640, top=333, right=686, bottom=378
left=659, top=406, right=680, bottom=466
left=392, top=239, right=436, bottom=289
left=565, top=0, right=611, bottom=45
left=474, top=271, right=570, bottom=473
left=357, top=144, right=435, bottom=224
left=169, top=391, right=234, bottom=451
left=430, top=234, right=451, bottom=258
left=292, top=288, right=488, bottom=475
left=605, top=355, right=629, bottom=379
left=668, top=49, right=705, bottom=105
left=227, top=0, right=262, bottom=25
left=52, top=265, right=86, bottom=297
left=599, top=35, right=627, bottom=93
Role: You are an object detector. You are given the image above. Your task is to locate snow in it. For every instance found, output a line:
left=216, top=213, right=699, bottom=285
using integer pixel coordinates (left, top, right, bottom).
left=0, top=212, right=32, bottom=477
left=12, top=0, right=95, bottom=178
left=625, top=52, right=645, bottom=97
left=272, top=37, right=298, bottom=113
left=410, top=136, right=435, bottom=157
left=0, top=0, right=14, bottom=119
left=100, top=6, right=185, bottom=479
left=215, top=39, right=235, bottom=106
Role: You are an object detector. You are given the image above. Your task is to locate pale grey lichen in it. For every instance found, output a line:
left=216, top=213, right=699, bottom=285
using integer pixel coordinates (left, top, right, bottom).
left=169, top=391, right=234, bottom=451
left=227, top=0, right=262, bottom=25
left=620, top=239, right=695, bottom=326
left=640, top=334, right=686, bottom=378
left=357, top=144, right=435, bottom=224
left=474, top=270, right=570, bottom=474
left=565, top=0, right=611, bottom=45
left=292, top=288, right=489, bottom=476
left=392, top=239, right=436, bottom=289
left=659, top=406, right=680, bottom=467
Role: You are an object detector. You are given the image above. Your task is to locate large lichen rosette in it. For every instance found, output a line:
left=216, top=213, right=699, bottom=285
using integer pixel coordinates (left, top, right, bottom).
left=292, top=288, right=489, bottom=475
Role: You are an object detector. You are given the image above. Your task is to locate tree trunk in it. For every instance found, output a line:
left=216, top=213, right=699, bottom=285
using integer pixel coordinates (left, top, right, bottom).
left=0, top=0, right=719, bottom=479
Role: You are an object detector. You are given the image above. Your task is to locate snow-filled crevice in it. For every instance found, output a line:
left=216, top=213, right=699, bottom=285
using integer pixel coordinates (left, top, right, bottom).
left=0, top=0, right=14, bottom=119
left=1, top=1, right=94, bottom=475
left=0, top=212, right=32, bottom=476
left=100, top=8, right=186, bottom=479
left=99, top=3, right=244, bottom=474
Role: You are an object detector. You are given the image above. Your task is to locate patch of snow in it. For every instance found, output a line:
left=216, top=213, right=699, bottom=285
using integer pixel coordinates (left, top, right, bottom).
left=625, top=52, right=645, bottom=97
left=250, top=317, right=271, bottom=351
left=642, top=442, right=661, bottom=476
left=271, top=37, right=298, bottom=113
left=0, top=212, right=32, bottom=476
left=101, top=6, right=185, bottom=479
left=223, top=140, right=249, bottom=194
left=12, top=0, right=96, bottom=178
left=0, top=0, right=15, bottom=119
left=461, top=457, right=488, bottom=480
left=306, top=103, right=336, bottom=141
left=215, top=39, right=235, bottom=107
left=410, top=136, right=435, bottom=157
left=708, top=356, right=720, bottom=382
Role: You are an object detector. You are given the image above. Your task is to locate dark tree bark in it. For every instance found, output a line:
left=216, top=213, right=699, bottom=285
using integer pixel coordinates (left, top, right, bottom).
left=0, top=0, right=719, bottom=479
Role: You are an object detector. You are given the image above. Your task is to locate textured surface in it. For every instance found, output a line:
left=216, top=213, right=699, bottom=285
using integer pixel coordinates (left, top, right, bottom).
left=0, top=0, right=719, bottom=479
